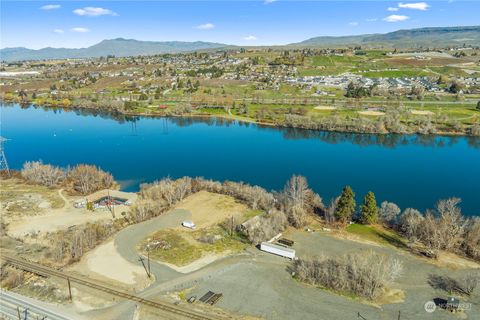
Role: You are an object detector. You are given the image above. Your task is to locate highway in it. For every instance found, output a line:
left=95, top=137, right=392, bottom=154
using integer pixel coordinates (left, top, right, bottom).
left=0, top=290, right=73, bottom=320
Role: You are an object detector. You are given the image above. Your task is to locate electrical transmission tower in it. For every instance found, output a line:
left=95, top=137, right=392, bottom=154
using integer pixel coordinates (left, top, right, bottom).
left=0, top=136, right=10, bottom=177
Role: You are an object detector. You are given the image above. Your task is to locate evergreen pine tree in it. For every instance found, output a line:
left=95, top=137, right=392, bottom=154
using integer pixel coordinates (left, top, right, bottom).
left=360, top=191, right=379, bottom=224
left=334, top=186, right=356, bottom=223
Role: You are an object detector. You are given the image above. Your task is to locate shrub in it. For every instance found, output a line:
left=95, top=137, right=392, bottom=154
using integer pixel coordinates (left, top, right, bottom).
left=21, top=161, right=66, bottom=187
left=0, top=267, right=24, bottom=289
left=242, top=210, right=288, bottom=244
left=293, top=250, right=402, bottom=299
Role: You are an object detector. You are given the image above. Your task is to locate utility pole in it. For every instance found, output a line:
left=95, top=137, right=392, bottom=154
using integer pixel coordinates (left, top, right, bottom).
left=147, top=249, right=151, bottom=277
left=107, top=190, right=115, bottom=218
left=67, top=277, right=72, bottom=301
left=138, top=255, right=150, bottom=278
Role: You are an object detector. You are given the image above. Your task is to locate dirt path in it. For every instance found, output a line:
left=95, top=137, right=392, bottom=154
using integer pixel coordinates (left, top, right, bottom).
left=57, top=189, right=69, bottom=209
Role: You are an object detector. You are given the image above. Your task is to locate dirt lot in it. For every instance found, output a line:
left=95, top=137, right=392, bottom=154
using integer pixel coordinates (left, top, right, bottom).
left=69, top=240, right=152, bottom=291
left=1, top=178, right=135, bottom=238
left=174, top=190, right=250, bottom=228
left=0, top=178, right=65, bottom=217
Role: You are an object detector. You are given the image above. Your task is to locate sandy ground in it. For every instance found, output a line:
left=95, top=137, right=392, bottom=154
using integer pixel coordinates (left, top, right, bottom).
left=8, top=207, right=113, bottom=237
left=71, top=240, right=151, bottom=290
left=314, top=106, right=337, bottom=111
left=358, top=110, right=385, bottom=116
left=411, top=110, right=435, bottom=115
left=174, top=190, right=249, bottom=228
left=435, top=251, right=480, bottom=269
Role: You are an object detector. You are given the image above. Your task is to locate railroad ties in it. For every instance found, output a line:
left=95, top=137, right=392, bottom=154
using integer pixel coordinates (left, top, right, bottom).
left=1, top=254, right=217, bottom=320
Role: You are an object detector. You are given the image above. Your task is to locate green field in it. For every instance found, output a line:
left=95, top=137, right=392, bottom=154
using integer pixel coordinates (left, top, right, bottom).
left=346, top=223, right=407, bottom=249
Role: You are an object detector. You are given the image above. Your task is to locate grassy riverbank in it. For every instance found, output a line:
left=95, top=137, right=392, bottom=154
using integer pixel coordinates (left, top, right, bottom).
left=3, top=97, right=479, bottom=136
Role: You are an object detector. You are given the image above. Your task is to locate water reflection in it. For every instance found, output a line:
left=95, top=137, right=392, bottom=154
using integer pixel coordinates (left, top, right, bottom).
left=2, top=103, right=479, bottom=149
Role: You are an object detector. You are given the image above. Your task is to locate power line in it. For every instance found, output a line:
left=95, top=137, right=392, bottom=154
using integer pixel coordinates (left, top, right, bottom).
left=0, top=136, right=11, bottom=177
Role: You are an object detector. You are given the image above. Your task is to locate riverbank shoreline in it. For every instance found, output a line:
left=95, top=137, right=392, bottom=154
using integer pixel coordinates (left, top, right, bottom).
left=2, top=100, right=478, bottom=137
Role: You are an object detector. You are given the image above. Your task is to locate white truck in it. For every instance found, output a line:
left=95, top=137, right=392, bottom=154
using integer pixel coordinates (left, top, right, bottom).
left=182, top=220, right=196, bottom=230
left=260, top=242, right=296, bottom=259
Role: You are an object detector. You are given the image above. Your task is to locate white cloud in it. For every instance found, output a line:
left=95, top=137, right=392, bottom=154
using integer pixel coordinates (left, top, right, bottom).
left=387, top=7, right=399, bottom=11
left=264, top=0, right=277, bottom=4
left=244, top=35, right=258, bottom=41
left=383, top=15, right=409, bottom=22
left=195, top=23, right=215, bottom=30
left=398, top=2, right=430, bottom=10
left=349, top=22, right=359, bottom=26
left=73, top=7, right=117, bottom=16
left=53, top=29, right=64, bottom=34
left=71, top=27, right=89, bottom=33
left=40, top=4, right=60, bottom=10
left=366, top=18, right=378, bottom=22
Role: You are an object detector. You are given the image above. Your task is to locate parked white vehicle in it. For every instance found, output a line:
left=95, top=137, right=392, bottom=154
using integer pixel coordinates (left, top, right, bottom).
left=182, top=220, right=196, bottom=229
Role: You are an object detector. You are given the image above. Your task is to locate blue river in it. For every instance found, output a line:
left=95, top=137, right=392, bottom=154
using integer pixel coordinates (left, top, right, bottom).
left=2, top=104, right=479, bottom=216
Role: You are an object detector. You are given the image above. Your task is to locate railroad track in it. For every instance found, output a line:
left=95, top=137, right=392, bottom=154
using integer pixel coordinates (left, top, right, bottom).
left=1, top=254, right=217, bottom=320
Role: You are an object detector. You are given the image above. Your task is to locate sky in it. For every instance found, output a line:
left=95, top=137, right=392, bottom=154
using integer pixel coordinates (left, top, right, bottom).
left=1, top=1, right=479, bottom=49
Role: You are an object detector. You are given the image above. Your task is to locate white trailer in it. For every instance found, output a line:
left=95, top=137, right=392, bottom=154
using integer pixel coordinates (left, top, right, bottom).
left=260, top=242, right=296, bottom=259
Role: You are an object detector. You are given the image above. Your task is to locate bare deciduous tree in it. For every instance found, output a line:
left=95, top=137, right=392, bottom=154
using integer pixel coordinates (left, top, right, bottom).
left=67, top=164, right=115, bottom=195
left=281, top=175, right=323, bottom=227
left=462, top=218, right=480, bottom=261
left=379, top=201, right=401, bottom=226
left=398, top=208, right=424, bottom=242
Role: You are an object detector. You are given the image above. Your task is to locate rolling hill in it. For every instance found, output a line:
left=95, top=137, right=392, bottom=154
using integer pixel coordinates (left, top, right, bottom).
left=293, top=26, right=480, bottom=48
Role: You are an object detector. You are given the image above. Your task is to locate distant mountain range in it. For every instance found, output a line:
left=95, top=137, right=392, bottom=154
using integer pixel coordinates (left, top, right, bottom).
left=0, top=38, right=227, bottom=62
left=293, top=26, right=480, bottom=48
left=1, top=26, right=479, bottom=62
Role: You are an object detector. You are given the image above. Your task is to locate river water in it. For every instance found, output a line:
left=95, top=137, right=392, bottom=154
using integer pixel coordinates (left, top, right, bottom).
left=2, top=104, right=479, bottom=216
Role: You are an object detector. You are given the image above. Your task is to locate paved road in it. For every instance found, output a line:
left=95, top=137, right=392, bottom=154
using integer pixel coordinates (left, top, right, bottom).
left=114, top=208, right=191, bottom=284
left=0, top=290, right=80, bottom=320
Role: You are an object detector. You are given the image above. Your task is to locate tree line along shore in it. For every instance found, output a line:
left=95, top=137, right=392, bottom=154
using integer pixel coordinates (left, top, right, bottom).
left=2, top=95, right=480, bottom=136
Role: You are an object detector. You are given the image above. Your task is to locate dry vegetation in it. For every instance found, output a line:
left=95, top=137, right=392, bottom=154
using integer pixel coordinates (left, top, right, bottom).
left=293, top=250, right=403, bottom=300
left=45, top=220, right=125, bottom=264
left=396, top=198, right=480, bottom=261
left=0, top=177, right=65, bottom=217
left=21, top=161, right=115, bottom=195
